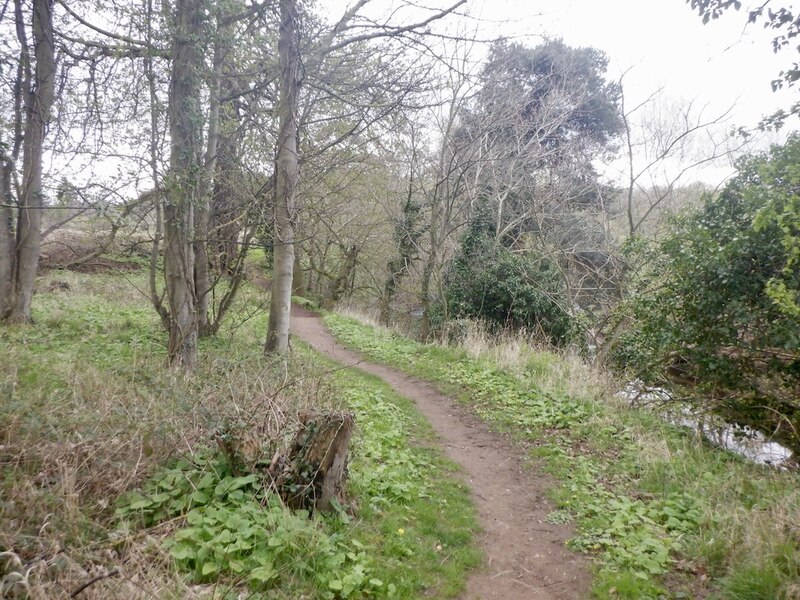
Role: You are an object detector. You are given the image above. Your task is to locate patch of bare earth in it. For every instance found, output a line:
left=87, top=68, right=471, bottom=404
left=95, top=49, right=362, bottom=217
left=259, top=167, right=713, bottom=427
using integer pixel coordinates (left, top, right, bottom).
left=291, top=306, right=591, bottom=600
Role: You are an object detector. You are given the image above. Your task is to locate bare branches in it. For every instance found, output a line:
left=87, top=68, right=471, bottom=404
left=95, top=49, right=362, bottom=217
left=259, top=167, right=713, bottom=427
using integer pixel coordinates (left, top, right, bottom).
left=618, top=74, right=746, bottom=236
left=323, top=0, right=467, bottom=55
left=59, top=1, right=148, bottom=47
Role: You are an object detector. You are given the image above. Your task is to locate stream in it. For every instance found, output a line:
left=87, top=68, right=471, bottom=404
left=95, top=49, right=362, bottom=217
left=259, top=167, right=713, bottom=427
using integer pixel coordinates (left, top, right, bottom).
left=618, top=381, right=795, bottom=468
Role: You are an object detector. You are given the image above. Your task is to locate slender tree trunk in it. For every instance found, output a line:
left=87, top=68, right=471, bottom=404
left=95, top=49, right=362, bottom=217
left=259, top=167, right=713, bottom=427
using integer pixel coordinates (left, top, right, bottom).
left=419, top=251, right=435, bottom=340
left=0, top=156, right=14, bottom=319
left=143, top=0, right=170, bottom=331
left=208, top=24, right=245, bottom=276
left=380, top=157, right=420, bottom=325
left=293, top=243, right=306, bottom=295
left=265, top=0, right=300, bottom=354
left=5, top=0, right=55, bottom=324
left=210, top=112, right=246, bottom=274
left=204, top=227, right=255, bottom=336
left=419, top=194, right=440, bottom=340
left=200, top=25, right=254, bottom=337
left=622, top=92, right=637, bottom=237
left=194, top=206, right=211, bottom=335
left=210, top=79, right=248, bottom=275
left=164, top=0, right=204, bottom=368
left=195, top=11, right=229, bottom=337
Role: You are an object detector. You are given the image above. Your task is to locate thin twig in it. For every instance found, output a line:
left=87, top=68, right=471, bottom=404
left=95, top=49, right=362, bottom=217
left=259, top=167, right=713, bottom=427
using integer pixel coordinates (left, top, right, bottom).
left=70, top=568, right=120, bottom=598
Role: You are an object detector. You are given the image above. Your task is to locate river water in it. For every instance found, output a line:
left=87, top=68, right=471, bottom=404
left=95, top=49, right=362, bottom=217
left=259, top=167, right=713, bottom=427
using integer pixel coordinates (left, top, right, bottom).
left=618, top=381, right=795, bottom=468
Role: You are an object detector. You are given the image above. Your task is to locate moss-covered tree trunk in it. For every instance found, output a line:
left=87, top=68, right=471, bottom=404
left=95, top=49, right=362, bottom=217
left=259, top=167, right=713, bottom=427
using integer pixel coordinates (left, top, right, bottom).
left=164, top=0, right=205, bottom=368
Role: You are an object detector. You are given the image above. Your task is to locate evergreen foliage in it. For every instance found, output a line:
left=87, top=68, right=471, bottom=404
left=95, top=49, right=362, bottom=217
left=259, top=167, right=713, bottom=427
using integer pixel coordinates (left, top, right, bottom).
left=616, top=136, right=800, bottom=444
left=440, top=201, right=576, bottom=345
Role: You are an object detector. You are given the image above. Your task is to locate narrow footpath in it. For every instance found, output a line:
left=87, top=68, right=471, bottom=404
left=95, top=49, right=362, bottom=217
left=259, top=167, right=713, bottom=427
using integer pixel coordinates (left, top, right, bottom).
left=291, top=307, right=591, bottom=600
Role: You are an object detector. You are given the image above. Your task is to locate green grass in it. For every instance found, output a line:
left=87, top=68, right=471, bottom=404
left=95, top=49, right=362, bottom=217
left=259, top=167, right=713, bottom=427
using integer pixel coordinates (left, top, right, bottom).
left=324, top=365, right=480, bottom=598
left=324, top=313, right=800, bottom=600
left=0, top=269, right=479, bottom=599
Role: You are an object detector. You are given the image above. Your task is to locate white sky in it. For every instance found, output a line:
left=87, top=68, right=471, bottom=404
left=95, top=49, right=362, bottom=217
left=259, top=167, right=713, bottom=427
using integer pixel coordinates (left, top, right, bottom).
left=484, top=0, right=797, bottom=132
left=323, top=0, right=798, bottom=185
left=49, top=1, right=799, bottom=195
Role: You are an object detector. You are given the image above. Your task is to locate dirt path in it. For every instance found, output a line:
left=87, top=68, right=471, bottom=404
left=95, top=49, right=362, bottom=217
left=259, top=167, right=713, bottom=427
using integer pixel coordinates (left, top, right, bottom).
left=291, top=307, right=591, bottom=600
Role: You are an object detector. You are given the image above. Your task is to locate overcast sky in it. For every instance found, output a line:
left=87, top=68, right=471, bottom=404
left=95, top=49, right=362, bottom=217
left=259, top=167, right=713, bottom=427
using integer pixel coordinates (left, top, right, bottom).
left=322, top=0, right=797, bottom=184
left=478, top=0, right=796, bottom=133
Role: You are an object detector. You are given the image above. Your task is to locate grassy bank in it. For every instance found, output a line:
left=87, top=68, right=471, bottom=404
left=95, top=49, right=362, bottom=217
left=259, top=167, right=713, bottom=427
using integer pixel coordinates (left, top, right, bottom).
left=0, top=268, right=478, bottom=598
left=325, top=313, right=800, bottom=600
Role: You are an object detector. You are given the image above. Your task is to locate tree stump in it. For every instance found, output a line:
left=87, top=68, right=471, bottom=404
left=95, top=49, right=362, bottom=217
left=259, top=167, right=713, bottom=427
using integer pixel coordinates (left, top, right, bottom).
left=276, top=411, right=355, bottom=513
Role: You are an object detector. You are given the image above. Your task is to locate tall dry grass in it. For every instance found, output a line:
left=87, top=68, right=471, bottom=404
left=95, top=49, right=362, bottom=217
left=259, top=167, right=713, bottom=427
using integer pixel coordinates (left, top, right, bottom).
left=337, top=306, right=616, bottom=403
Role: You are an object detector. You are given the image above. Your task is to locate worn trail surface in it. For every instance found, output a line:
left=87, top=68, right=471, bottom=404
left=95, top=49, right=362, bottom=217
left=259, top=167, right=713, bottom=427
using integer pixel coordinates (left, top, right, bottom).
left=291, top=307, right=590, bottom=600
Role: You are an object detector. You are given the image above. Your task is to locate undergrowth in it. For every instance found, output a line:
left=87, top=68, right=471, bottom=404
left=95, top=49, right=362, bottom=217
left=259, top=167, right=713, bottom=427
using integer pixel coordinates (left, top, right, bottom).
left=114, top=356, right=479, bottom=599
left=0, top=269, right=478, bottom=598
left=325, top=313, right=800, bottom=600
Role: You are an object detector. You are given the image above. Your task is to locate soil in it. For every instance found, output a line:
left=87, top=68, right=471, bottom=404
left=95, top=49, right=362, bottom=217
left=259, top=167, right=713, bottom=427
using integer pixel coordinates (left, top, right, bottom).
left=290, top=306, right=591, bottom=600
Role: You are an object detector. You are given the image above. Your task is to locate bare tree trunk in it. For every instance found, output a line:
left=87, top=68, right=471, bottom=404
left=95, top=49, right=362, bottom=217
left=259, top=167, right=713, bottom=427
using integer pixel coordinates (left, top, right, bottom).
left=419, top=196, right=440, bottom=340
left=622, top=88, right=637, bottom=237
left=6, top=0, right=55, bottom=324
left=209, top=111, right=247, bottom=274
left=195, top=10, right=228, bottom=338
left=209, top=79, right=248, bottom=276
left=164, top=0, right=204, bottom=368
left=0, top=156, right=14, bottom=319
left=208, top=25, right=246, bottom=276
left=292, top=243, right=306, bottom=296
left=143, top=0, right=170, bottom=331
left=324, top=245, right=358, bottom=309
left=419, top=251, right=435, bottom=340
left=210, top=165, right=243, bottom=273
left=265, top=0, right=300, bottom=354
left=194, top=206, right=211, bottom=335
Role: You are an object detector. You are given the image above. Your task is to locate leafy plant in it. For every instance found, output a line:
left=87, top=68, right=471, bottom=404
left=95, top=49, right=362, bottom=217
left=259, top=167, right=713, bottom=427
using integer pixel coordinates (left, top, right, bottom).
left=2, top=266, right=480, bottom=598
left=115, top=351, right=479, bottom=598
left=438, top=200, right=578, bottom=346
left=614, top=136, right=800, bottom=450
left=326, top=314, right=589, bottom=433
left=324, top=311, right=800, bottom=599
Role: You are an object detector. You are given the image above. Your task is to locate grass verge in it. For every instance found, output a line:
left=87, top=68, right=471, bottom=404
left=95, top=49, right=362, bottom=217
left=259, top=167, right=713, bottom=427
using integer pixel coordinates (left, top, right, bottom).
left=0, top=269, right=478, bottom=598
left=325, top=313, right=800, bottom=600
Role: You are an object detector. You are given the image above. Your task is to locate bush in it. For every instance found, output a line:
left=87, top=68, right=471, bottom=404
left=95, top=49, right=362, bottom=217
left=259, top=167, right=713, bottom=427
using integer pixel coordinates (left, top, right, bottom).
left=438, top=203, right=577, bottom=345
left=615, top=136, right=800, bottom=447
